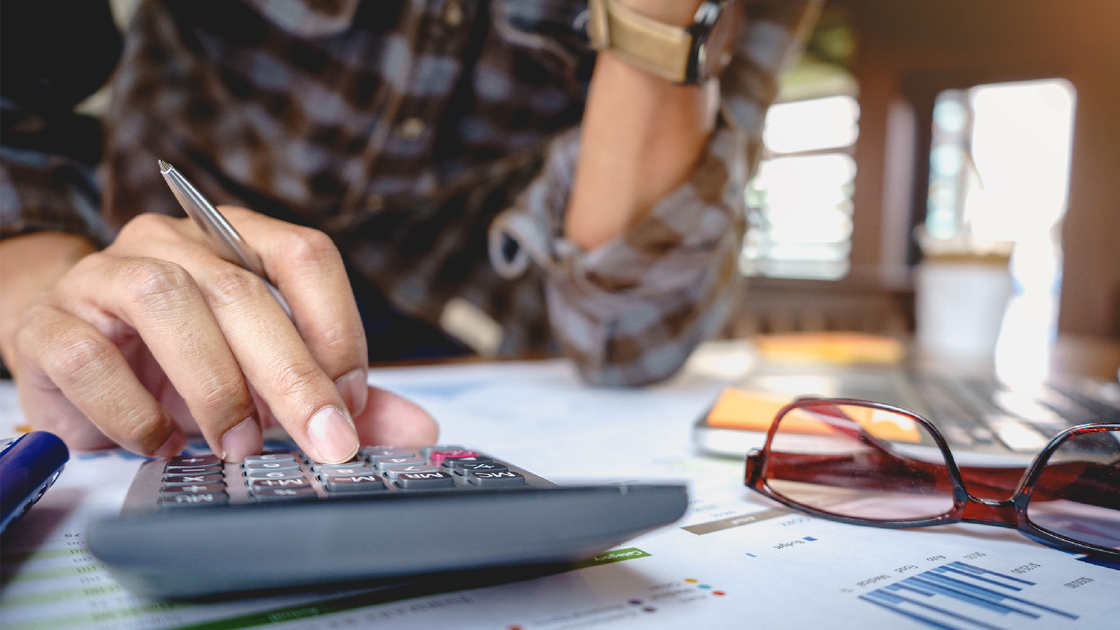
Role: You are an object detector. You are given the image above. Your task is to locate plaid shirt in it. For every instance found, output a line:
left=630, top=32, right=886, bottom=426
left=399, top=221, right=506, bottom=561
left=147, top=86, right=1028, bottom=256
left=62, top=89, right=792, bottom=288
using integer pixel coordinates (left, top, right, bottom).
left=0, top=0, right=819, bottom=385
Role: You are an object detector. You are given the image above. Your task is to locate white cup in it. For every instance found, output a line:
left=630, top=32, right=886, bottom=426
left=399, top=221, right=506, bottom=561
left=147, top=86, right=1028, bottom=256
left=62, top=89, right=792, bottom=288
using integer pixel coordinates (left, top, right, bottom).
left=915, top=257, right=1013, bottom=362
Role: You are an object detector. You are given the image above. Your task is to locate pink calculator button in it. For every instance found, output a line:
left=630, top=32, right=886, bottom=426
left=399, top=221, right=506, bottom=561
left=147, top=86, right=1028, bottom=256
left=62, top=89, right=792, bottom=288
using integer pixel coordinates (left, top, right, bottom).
left=428, top=449, right=479, bottom=465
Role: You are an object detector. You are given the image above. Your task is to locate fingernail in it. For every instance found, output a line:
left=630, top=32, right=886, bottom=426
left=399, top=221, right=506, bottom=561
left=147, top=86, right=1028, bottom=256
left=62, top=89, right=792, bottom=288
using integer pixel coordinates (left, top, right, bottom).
left=152, top=430, right=188, bottom=459
left=335, top=369, right=369, bottom=416
left=221, top=416, right=262, bottom=462
left=308, top=406, right=358, bottom=464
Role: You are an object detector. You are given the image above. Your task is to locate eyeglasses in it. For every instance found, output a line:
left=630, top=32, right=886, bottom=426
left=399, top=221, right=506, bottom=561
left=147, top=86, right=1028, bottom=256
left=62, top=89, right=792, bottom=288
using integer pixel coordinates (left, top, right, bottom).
left=744, top=398, right=1120, bottom=560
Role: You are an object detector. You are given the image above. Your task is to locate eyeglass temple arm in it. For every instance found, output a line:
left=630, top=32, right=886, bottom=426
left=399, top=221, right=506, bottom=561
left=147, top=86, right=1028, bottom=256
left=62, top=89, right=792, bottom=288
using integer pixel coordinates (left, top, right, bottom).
left=764, top=452, right=1119, bottom=505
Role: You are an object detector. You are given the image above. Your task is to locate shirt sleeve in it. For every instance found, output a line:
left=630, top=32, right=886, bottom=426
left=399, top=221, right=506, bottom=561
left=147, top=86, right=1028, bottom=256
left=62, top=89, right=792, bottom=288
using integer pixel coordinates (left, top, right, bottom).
left=487, top=0, right=822, bottom=387
left=0, top=137, right=110, bottom=247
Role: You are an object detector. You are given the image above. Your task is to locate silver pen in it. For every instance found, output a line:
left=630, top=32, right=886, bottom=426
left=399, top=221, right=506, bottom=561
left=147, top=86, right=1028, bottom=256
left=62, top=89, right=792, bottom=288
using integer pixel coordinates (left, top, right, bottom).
left=158, top=160, right=293, bottom=318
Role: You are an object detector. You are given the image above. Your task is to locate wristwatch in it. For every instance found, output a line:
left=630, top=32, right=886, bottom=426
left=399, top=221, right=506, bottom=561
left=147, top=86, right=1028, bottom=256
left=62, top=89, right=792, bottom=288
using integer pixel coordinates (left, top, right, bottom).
left=586, top=0, right=744, bottom=85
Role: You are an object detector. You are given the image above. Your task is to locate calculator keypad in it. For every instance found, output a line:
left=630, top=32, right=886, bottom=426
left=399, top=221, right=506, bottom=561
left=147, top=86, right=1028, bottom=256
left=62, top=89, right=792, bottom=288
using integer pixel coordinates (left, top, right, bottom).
left=156, top=447, right=530, bottom=509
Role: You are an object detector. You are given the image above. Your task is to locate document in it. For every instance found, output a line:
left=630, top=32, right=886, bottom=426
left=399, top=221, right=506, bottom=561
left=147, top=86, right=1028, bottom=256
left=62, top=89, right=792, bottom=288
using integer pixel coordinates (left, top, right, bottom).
left=1, top=353, right=1117, bottom=629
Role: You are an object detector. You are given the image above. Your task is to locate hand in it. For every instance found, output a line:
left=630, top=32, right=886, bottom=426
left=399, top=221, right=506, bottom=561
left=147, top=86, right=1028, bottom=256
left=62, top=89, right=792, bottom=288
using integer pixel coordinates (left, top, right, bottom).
left=0, top=210, right=438, bottom=463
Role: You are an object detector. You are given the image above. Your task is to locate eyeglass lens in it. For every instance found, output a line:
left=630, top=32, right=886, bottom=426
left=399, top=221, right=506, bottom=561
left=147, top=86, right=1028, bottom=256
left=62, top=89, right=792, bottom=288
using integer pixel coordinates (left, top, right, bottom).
left=764, top=403, right=955, bottom=521
left=1026, top=429, right=1120, bottom=551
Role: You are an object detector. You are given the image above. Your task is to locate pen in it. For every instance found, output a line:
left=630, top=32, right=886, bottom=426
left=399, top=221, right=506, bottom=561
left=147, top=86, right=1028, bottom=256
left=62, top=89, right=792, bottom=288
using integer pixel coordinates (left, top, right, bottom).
left=158, top=160, right=293, bottom=319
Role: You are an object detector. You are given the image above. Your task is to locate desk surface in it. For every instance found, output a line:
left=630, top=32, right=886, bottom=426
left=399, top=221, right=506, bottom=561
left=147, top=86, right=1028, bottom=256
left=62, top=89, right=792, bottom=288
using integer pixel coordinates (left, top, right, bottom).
left=0, top=341, right=1117, bottom=629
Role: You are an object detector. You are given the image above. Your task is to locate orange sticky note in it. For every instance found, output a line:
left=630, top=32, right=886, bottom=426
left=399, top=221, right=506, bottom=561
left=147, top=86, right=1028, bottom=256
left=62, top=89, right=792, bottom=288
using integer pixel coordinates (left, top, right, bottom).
left=705, top=388, right=793, bottom=431
left=704, top=387, right=921, bottom=443
left=753, top=333, right=904, bottom=364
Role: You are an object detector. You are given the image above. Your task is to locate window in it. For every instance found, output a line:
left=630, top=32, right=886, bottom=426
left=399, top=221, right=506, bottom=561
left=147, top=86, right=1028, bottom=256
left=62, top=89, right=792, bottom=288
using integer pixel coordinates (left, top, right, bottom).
left=741, top=94, right=860, bottom=280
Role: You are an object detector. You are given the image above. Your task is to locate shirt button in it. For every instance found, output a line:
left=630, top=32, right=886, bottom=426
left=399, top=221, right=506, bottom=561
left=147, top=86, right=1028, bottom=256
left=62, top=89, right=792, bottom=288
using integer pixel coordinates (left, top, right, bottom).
left=444, top=0, right=464, bottom=28
left=398, top=117, right=426, bottom=140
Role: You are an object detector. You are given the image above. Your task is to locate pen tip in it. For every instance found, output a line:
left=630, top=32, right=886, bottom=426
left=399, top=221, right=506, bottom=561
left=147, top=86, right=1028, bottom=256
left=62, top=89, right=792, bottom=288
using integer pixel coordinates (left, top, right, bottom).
left=158, top=160, right=172, bottom=174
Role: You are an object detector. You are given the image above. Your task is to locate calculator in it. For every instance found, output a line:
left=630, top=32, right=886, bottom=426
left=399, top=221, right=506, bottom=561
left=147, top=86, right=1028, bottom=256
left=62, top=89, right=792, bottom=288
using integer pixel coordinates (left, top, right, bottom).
left=87, top=445, right=688, bottom=598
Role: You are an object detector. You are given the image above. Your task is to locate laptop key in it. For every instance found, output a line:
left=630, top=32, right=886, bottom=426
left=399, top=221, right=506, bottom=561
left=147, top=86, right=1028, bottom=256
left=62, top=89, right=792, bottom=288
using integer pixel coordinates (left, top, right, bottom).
left=984, top=414, right=1049, bottom=452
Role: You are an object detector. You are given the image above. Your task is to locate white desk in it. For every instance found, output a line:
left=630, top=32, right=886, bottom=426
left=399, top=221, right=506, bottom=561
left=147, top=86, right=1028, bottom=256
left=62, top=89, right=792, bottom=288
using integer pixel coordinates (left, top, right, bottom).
left=1, top=342, right=1118, bottom=629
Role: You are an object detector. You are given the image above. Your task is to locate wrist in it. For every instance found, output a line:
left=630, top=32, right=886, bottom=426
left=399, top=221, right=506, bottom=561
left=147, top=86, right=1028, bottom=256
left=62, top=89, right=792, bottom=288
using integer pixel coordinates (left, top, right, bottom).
left=613, top=0, right=705, bottom=26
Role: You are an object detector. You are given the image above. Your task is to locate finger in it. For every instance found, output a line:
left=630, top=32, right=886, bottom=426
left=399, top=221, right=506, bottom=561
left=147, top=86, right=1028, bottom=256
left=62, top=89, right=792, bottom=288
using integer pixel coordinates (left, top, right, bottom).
left=216, top=207, right=370, bottom=415
left=111, top=215, right=360, bottom=463
left=353, top=386, right=439, bottom=448
left=13, top=301, right=187, bottom=457
left=58, top=251, right=262, bottom=460
left=127, top=248, right=359, bottom=464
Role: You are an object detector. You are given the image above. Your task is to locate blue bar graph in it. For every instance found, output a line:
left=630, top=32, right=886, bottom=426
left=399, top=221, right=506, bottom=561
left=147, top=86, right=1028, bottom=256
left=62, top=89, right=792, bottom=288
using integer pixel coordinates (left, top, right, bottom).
left=859, top=561, right=1079, bottom=630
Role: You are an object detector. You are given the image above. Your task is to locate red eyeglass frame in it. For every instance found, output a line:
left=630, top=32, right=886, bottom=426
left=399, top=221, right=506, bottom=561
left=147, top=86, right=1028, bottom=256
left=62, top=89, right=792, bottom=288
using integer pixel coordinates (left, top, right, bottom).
left=743, top=398, right=1120, bottom=560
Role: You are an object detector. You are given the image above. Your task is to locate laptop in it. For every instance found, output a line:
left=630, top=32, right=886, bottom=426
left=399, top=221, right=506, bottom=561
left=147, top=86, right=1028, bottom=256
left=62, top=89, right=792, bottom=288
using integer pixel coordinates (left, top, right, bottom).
left=693, top=361, right=1120, bottom=458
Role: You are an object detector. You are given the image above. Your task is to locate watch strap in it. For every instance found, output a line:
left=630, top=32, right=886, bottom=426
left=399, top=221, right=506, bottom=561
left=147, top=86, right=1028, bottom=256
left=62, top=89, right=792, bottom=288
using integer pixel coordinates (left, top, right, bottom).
left=587, top=0, right=695, bottom=84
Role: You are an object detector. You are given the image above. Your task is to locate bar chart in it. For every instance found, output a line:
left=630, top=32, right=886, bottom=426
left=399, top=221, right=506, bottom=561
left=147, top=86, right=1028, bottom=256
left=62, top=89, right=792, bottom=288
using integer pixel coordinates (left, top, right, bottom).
left=860, top=561, right=1079, bottom=630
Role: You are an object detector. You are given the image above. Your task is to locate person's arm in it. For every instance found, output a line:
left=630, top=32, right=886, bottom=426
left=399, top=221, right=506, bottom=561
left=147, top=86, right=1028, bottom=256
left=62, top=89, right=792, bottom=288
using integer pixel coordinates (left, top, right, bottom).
left=0, top=1, right=439, bottom=463
left=490, top=0, right=821, bottom=386
left=565, top=0, right=712, bottom=250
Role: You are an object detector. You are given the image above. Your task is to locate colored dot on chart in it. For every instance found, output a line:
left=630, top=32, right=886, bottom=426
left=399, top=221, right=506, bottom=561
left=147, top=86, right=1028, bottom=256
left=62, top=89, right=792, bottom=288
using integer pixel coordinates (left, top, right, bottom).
left=629, top=599, right=643, bottom=606
left=699, top=584, right=712, bottom=589
left=642, top=606, right=657, bottom=613
left=712, top=591, right=726, bottom=597
left=684, top=578, right=698, bottom=583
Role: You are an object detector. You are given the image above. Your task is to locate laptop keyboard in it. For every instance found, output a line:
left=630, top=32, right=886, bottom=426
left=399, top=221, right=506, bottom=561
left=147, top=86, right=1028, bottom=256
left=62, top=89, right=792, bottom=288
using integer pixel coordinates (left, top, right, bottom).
left=910, top=375, right=1120, bottom=453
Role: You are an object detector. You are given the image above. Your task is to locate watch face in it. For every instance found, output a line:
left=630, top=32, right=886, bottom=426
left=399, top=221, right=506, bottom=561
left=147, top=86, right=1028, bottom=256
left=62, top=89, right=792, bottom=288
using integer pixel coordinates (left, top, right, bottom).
left=697, top=1, right=745, bottom=81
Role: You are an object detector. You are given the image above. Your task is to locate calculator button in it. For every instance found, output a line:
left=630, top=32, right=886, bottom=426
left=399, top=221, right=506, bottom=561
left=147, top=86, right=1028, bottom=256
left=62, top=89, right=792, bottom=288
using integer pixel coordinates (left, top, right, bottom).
left=383, top=464, right=440, bottom=479
left=251, top=487, right=317, bottom=501
left=428, top=449, right=479, bottom=465
left=244, top=461, right=300, bottom=472
left=310, top=461, right=369, bottom=472
left=164, top=465, right=222, bottom=476
left=394, top=471, right=457, bottom=489
left=161, top=492, right=229, bottom=507
left=440, top=456, right=493, bottom=469
left=304, top=456, right=362, bottom=467
left=162, top=474, right=224, bottom=485
left=360, top=446, right=416, bottom=459
left=248, top=477, right=312, bottom=489
left=243, top=453, right=296, bottom=463
left=453, top=462, right=508, bottom=475
left=168, top=455, right=221, bottom=467
left=166, top=455, right=219, bottom=467
left=373, top=456, right=426, bottom=471
left=467, top=471, right=528, bottom=487
left=323, top=475, right=386, bottom=492
left=420, top=445, right=463, bottom=458
left=316, top=466, right=375, bottom=478
left=160, top=483, right=226, bottom=496
left=245, top=469, right=305, bottom=480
